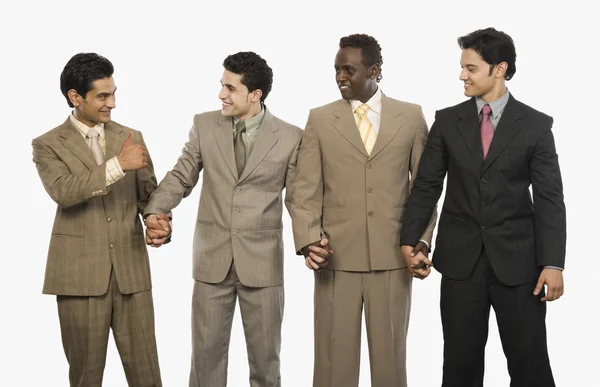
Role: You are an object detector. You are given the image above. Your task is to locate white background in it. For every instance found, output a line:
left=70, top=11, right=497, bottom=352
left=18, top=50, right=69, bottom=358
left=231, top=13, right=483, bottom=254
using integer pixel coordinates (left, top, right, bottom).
left=1, top=1, right=597, bottom=386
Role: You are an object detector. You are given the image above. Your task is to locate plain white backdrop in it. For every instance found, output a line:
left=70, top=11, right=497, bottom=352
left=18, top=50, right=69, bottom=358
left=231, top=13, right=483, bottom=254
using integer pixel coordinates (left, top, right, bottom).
left=1, top=0, right=597, bottom=386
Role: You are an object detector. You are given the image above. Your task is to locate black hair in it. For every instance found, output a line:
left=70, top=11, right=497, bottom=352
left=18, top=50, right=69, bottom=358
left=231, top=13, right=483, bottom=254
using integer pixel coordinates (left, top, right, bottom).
left=458, top=27, right=517, bottom=80
left=339, top=34, right=383, bottom=82
left=223, top=52, right=273, bottom=103
left=60, top=53, right=114, bottom=107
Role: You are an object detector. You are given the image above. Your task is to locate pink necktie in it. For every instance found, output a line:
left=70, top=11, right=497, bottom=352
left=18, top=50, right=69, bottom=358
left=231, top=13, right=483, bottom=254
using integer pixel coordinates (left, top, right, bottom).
left=480, top=104, right=494, bottom=159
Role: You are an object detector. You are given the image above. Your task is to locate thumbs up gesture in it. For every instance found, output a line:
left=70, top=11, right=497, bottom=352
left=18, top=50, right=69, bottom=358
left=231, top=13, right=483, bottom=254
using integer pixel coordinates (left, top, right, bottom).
left=117, top=132, right=148, bottom=171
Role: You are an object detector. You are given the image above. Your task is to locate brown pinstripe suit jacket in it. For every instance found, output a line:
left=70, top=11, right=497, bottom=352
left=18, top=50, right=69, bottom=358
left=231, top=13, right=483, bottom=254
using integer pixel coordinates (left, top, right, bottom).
left=291, top=93, right=437, bottom=271
left=144, top=108, right=302, bottom=287
left=32, top=118, right=158, bottom=296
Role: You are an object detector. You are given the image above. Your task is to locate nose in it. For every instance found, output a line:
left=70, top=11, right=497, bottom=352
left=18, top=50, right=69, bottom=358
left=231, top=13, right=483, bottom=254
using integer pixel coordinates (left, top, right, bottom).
left=106, top=95, right=116, bottom=109
left=459, top=68, right=468, bottom=81
left=336, top=70, right=347, bottom=84
left=218, top=86, right=228, bottom=100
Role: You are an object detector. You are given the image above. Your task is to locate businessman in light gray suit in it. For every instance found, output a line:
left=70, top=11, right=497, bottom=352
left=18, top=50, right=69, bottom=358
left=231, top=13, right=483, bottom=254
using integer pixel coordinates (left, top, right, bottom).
left=144, top=52, right=305, bottom=387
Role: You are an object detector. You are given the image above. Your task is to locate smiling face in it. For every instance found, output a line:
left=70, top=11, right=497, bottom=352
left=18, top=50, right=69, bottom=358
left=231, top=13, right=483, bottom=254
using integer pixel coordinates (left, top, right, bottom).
left=218, top=69, right=262, bottom=120
left=334, top=47, right=379, bottom=103
left=69, top=76, right=116, bottom=127
left=459, top=48, right=507, bottom=102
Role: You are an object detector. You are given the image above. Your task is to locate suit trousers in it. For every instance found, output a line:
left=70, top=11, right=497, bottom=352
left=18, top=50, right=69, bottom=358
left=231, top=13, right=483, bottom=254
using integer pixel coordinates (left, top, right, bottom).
left=189, top=262, right=284, bottom=387
left=57, top=269, right=162, bottom=387
left=313, top=268, right=412, bottom=387
left=440, top=250, right=555, bottom=387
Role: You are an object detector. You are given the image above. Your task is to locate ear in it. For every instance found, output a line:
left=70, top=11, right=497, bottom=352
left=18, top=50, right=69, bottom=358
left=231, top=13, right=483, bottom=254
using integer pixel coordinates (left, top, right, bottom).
left=68, top=89, right=81, bottom=107
left=495, top=62, right=508, bottom=79
left=368, top=63, right=381, bottom=80
left=250, top=89, right=263, bottom=103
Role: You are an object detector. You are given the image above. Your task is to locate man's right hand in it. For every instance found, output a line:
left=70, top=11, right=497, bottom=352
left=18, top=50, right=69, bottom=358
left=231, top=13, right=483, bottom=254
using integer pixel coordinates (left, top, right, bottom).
left=117, top=132, right=148, bottom=171
left=145, top=213, right=171, bottom=247
left=401, top=242, right=432, bottom=280
left=302, top=239, right=333, bottom=271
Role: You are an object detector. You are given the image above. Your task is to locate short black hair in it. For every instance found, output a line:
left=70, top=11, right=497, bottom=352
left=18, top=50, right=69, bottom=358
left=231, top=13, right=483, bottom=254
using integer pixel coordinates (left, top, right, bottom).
left=60, top=53, right=114, bottom=108
left=223, top=52, right=273, bottom=103
left=458, top=27, right=517, bottom=81
left=339, top=34, right=383, bottom=82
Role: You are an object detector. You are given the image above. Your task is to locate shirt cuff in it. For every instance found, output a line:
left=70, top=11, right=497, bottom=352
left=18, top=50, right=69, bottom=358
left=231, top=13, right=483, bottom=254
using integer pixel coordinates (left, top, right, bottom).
left=543, top=266, right=563, bottom=271
left=106, top=156, right=126, bottom=186
left=419, top=239, right=429, bottom=248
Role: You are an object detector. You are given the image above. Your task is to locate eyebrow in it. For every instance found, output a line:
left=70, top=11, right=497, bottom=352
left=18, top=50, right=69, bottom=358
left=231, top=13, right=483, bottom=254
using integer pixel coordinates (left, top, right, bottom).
left=97, top=87, right=117, bottom=97
left=220, top=81, right=236, bottom=90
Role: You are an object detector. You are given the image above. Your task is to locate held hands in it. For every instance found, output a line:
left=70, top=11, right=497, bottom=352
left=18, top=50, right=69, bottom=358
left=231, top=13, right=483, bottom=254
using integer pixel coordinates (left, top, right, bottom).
left=533, top=268, right=564, bottom=302
left=302, top=239, right=333, bottom=271
left=117, top=132, right=149, bottom=171
left=145, top=213, right=171, bottom=248
left=401, top=241, right=432, bottom=280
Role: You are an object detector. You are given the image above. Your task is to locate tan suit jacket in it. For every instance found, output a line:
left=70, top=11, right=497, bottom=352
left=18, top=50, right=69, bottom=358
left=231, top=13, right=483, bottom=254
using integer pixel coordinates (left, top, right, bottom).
left=144, top=108, right=302, bottom=287
left=32, top=118, right=158, bottom=296
left=291, top=94, right=437, bottom=271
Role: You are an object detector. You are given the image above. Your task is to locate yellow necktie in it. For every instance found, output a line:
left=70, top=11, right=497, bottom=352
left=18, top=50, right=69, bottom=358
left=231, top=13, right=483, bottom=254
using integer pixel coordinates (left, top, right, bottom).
left=355, top=103, right=376, bottom=155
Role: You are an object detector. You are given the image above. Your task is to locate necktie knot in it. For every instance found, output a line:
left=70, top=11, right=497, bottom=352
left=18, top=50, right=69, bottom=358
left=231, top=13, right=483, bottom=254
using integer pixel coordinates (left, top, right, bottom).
left=86, top=128, right=100, bottom=139
left=482, top=104, right=492, bottom=117
left=355, top=103, right=370, bottom=118
left=235, top=121, right=246, bottom=135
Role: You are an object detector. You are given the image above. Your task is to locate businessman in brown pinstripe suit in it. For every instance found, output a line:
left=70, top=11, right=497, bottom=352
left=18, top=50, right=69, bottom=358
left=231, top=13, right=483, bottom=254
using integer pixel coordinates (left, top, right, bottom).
left=32, top=53, right=163, bottom=386
left=144, top=52, right=304, bottom=387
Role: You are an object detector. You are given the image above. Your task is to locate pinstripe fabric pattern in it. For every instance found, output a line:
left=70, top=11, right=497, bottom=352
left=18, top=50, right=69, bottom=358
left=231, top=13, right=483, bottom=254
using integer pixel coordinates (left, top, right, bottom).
left=144, top=108, right=303, bottom=287
left=440, top=251, right=554, bottom=386
left=313, top=269, right=412, bottom=387
left=33, top=118, right=158, bottom=295
left=57, top=271, right=161, bottom=387
left=69, top=113, right=126, bottom=186
left=189, top=263, right=284, bottom=387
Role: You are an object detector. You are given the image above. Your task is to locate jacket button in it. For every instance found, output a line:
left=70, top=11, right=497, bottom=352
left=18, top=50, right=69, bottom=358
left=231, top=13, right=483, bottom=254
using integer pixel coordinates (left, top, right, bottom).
left=367, top=164, right=374, bottom=169
left=481, top=178, right=488, bottom=183
left=481, top=203, right=486, bottom=207
left=109, top=243, right=114, bottom=248
left=367, top=187, right=373, bottom=193
left=368, top=211, right=374, bottom=217
left=235, top=187, right=242, bottom=192
left=232, top=229, right=238, bottom=235
left=107, top=217, right=112, bottom=222
left=233, top=208, right=239, bottom=214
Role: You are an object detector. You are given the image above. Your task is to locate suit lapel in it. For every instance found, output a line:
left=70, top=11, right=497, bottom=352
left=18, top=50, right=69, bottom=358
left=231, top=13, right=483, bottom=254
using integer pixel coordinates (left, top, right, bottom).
left=483, top=95, right=523, bottom=171
left=332, top=101, right=369, bottom=158
left=238, top=108, right=279, bottom=183
left=104, top=121, right=124, bottom=160
left=368, top=93, right=403, bottom=160
left=457, top=98, right=484, bottom=167
left=213, top=114, right=238, bottom=178
left=59, top=118, right=98, bottom=170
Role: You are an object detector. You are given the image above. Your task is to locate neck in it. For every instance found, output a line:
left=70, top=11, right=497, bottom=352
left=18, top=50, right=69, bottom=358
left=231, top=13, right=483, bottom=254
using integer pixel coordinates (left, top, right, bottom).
left=237, top=103, right=262, bottom=121
left=73, top=108, right=97, bottom=128
left=480, top=82, right=507, bottom=104
left=358, top=85, right=378, bottom=103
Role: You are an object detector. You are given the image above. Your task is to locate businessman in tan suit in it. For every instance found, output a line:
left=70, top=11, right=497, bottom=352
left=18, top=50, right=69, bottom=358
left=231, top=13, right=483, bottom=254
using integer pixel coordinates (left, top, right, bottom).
left=144, top=52, right=302, bottom=387
left=32, top=53, right=163, bottom=386
left=291, top=34, right=437, bottom=387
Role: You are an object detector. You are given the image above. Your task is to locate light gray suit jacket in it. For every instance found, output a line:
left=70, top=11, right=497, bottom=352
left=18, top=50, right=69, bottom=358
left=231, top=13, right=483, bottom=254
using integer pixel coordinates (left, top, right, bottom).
left=145, top=108, right=302, bottom=287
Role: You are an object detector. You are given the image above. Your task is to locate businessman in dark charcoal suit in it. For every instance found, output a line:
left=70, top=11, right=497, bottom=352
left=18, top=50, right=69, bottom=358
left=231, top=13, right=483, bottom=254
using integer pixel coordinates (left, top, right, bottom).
left=399, top=28, right=566, bottom=387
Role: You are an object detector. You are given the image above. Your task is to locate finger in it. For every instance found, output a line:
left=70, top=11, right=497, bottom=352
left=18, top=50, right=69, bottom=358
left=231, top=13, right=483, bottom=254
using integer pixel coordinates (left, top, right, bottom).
left=309, top=252, right=325, bottom=264
left=305, top=259, right=313, bottom=270
left=308, top=246, right=329, bottom=256
left=413, top=261, right=427, bottom=270
left=320, top=238, right=329, bottom=246
left=533, top=276, right=545, bottom=296
left=307, top=258, right=320, bottom=270
left=124, top=132, right=134, bottom=146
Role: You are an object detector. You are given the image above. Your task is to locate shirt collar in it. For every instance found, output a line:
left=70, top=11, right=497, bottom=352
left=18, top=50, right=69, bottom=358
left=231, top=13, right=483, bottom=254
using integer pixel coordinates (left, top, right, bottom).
left=69, top=112, right=105, bottom=138
left=233, top=107, right=265, bottom=136
left=350, top=87, right=382, bottom=115
left=476, top=88, right=510, bottom=119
